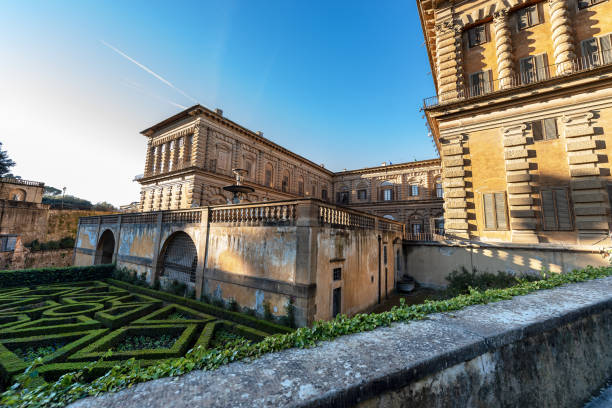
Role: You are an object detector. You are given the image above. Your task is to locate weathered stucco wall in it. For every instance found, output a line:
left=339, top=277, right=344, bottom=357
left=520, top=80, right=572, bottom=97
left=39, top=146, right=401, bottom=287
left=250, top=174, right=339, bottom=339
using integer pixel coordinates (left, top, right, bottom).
left=73, top=201, right=406, bottom=326
left=0, top=201, right=49, bottom=244
left=46, top=210, right=113, bottom=241
left=405, top=241, right=609, bottom=288
left=68, top=276, right=612, bottom=408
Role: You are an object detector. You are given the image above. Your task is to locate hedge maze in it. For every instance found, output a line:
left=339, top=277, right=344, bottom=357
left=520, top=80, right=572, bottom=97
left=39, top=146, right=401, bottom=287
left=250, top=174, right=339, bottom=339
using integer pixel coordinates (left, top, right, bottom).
left=0, top=279, right=288, bottom=386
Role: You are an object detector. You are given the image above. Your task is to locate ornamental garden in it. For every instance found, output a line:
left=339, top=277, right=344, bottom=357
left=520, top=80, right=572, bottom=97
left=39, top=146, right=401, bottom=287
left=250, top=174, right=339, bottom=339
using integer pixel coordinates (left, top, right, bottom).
left=0, top=265, right=291, bottom=390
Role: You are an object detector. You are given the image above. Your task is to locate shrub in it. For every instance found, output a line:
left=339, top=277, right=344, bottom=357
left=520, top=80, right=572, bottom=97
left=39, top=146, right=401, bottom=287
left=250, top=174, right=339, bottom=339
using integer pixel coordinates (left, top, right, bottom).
left=283, top=297, right=296, bottom=329
left=0, top=265, right=114, bottom=288
left=228, top=298, right=239, bottom=312
left=443, top=267, right=542, bottom=298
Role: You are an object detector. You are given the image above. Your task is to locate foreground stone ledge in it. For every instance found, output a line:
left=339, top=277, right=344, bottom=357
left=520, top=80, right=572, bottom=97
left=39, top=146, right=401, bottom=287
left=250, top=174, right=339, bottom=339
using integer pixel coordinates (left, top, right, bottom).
left=69, top=277, right=612, bottom=408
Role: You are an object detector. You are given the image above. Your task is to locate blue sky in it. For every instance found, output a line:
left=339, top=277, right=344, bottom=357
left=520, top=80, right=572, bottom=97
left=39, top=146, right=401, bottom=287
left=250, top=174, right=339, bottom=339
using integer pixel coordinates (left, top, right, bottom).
left=0, top=0, right=437, bottom=206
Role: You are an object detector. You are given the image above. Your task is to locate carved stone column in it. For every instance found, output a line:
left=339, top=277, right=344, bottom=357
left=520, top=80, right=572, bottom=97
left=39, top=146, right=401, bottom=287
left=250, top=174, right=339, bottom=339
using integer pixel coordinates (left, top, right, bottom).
left=144, top=140, right=154, bottom=176
left=191, top=120, right=206, bottom=169
left=493, top=9, right=515, bottom=89
left=549, top=0, right=576, bottom=74
left=503, top=124, right=538, bottom=243
left=435, top=21, right=464, bottom=103
left=562, top=112, right=609, bottom=244
left=441, top=135, right=470, bottom=239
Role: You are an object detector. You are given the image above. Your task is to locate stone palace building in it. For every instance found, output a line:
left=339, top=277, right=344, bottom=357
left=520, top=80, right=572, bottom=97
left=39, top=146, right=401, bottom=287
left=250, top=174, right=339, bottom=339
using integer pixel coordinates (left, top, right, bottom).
left=419, top=0, right=612, bottom=245
left=137, top=105, right=444, bottom=234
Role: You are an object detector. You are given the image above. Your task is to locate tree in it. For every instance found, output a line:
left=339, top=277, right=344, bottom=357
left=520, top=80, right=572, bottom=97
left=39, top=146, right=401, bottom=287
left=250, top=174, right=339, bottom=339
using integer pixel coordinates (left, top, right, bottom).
left=44, top=186, right=63, bottom=196
left=92, top=202, right=117, bottom=211
left=0, top=143, right=16, bottom=177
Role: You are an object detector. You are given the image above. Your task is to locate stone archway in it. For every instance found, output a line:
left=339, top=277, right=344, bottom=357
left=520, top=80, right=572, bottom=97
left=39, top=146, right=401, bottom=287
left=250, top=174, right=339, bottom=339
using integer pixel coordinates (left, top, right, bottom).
left=95, top=230, right=115, bottom=265
left=158, top=231, right=198, bottom=284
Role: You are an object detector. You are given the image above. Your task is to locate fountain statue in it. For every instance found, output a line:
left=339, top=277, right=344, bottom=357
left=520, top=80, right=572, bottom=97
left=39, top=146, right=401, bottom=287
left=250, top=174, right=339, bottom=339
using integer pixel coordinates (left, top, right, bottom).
left=223, top=168, right=255, bottom=204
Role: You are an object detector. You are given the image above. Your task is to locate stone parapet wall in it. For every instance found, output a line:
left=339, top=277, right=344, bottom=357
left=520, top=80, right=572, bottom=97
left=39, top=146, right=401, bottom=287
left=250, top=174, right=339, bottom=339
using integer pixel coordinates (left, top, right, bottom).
left=404, top=240, right=609, bottom=288
left=68, top=276, right=612, bottom=408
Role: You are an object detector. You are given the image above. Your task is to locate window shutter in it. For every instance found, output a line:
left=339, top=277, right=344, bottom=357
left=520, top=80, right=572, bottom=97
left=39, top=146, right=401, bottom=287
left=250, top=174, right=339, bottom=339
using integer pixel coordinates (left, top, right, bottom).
left=543, top=118, right=558, bottom=140
left=494, top=192, right=508, bottom=229
left=582, top=38, right=599, bottom=65
left=529, top=5, right=539, bottom=25
left=541, top=190, right=557, bottom=230
left=468, top=28, right=476, bottom=48
left=535, top=54, right=547, bottom=81
left=520, top=57, right=534, bottom=83
left=532, top=120, right=543, bottom=141
left=478, top=25, right=487, bottom=44
left=554, top=189, right=572, bottom=230
left=483, top=193, right=496, bottom=229
left=483, top=70, right=492, bottom=93
left=518, top=9, right=528, bottom=30
left=600, top=34, right=612, bottom=64
left=469, top=72, right=480, bottom=95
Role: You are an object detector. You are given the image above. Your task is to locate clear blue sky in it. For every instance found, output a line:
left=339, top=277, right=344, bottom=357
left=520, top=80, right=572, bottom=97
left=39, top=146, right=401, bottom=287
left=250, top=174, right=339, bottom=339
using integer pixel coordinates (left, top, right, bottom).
left=0, top=0, right=437, bottom=206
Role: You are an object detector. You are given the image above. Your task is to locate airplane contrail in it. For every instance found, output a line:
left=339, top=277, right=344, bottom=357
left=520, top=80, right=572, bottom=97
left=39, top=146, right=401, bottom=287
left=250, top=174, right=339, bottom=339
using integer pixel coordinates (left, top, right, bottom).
left=100, top=40, right=198, bottom=104
left=120, top=79, right=187, bottom=110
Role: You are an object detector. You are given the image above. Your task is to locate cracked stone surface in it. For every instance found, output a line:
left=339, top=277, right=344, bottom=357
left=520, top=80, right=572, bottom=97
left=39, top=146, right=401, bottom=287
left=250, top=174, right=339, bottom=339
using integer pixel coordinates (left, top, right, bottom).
left=69, top=277, right=612, bottom=408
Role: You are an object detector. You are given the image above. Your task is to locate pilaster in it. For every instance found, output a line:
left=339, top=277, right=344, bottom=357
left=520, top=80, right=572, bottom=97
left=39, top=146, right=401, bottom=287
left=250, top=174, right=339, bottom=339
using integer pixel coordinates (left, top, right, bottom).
left=562, top=112, right=610, bottom=244
left=144, top=140, right=154, bottom=176
left=503, top=124, right=539, bottom=243
left=191, top=120, right=206, bottom=169
left=493, top=9, right=515, bottom=89
left=441, top=135, right=469, bottom=238
left=549, top=0, right=576, bottom=74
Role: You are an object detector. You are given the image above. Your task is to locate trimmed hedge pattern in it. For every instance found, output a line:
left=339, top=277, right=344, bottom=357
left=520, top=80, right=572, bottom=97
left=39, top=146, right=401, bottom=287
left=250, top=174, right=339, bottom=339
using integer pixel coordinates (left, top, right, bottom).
left=0, top=265, right=114, bottom=289
left=0, top=278, right=286, bottom=387
left=3, top=265, right=612, bottom=408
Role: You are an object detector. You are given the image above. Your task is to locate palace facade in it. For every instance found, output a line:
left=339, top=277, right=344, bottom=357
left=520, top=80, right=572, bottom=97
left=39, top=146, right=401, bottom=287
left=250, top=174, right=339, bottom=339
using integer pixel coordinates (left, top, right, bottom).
left=418, top=0, right=612, bottom=245
left=137, top=105, right=443, bottom=232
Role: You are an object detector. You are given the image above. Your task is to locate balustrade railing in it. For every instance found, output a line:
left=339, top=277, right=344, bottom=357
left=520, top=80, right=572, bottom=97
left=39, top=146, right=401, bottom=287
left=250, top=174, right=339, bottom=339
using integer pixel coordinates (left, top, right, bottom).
left=0, top=177, right=44, bottom=187
left=209, top=202, right=297, bottom=225
left=78, top=199, right=407, bottom=235
left=404, top=230, right=448, bottom=242
left=423, top=50, right=612, bottom=108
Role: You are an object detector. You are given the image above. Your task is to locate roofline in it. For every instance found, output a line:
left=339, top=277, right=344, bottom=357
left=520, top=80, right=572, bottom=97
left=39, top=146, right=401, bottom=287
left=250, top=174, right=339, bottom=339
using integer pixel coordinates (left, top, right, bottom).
left=334, top=158, right=441, bottom=176
left=140, top=104, right=335, bottom=177
left=417, top=0, right=439, bottom=93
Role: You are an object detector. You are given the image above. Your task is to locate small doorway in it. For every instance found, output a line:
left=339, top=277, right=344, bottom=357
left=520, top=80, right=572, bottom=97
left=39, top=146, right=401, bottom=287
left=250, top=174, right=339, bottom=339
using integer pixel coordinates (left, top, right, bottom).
left=332, top=287, right=342, bottom=318
left=95, top=230, right=115, bottom=265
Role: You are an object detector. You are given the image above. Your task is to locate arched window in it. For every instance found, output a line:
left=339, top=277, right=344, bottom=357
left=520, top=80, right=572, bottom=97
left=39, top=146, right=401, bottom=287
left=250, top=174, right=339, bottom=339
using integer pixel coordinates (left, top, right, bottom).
left=8, top=189, right=26, bottom=201
left=336, top=185, right=349, bottom=204
left=322, top=187, right=328, bottom=201
left=264, top=163, right=274, bottom=187
left=435, top=178, right=443, bottom=198
left=356, top=182, right=368, bottom=201
left=159, top=232, right=198, bottom=284
left=281, top=170, right=290, bottom=192
left=298, top=176, right=305, bottom=196
left=380, top=181, right=394, bottom=201
left=383, top=214, right=396, bottom=220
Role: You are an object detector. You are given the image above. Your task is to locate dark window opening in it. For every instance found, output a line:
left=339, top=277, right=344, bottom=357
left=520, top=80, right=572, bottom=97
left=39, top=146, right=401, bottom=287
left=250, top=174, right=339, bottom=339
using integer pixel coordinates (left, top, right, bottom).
left=332, top=288, right=342, bottom=318
left=333, top=268, right=342, bottom=281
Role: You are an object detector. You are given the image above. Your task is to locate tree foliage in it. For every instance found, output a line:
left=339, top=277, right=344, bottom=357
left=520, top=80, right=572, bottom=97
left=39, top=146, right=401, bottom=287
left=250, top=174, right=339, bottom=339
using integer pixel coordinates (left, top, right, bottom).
left=0, top=143, right=16, bottom=177
left=43, top=186, right=62, bottom=196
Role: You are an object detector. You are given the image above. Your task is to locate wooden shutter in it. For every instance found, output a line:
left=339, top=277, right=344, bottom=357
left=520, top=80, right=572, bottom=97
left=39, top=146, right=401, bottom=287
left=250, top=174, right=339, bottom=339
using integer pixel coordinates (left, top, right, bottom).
left=528, top=5, right=539, bottom=26
left=541, top=190, right=557, bottom=230
left=484, top=193, right=496, bottom=229
left=483, top=70, right=492, bottom=93
left=582, top=38, right=599, bottom=65
left=554, top=189, right=572, bottom=230
left=535, top=54, right=547, bottom=81
left=468, top=28, right=477, bottom=48
left=477, top=25, right=487, bottom=44
left=532, top=120, right=543, bottom=141
left=520, top=57, right=534, bottom=83
left=518, top=8, right=528, bottom=30
left=543, top=118, right=558, bottom=140
left=494, top=192, right=508, bottom=229
left=600, top=34, right=612, bottom=64
left=469, top=72, right=480, bottom=95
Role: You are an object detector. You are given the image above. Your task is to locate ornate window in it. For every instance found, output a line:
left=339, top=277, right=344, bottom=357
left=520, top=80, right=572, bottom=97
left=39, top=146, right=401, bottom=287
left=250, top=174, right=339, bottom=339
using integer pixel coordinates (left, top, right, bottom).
left=281, top=171, right=290, bottom=192
left=517, top=5, right=540, bottom=30
left=520, top=54, right=548, bottom=84
left=298, top=176, right=304, bottom=196
left=264, top=163, right=274, bottom=187
left=467, top=25, right=487, bottom=48
left=380, top=181, right=394, bottom=201
left=411, top=185, right=419, bottom=197
left=435, top=182, right=443, bottom=198
left=322, top=188, right=328, bottom=201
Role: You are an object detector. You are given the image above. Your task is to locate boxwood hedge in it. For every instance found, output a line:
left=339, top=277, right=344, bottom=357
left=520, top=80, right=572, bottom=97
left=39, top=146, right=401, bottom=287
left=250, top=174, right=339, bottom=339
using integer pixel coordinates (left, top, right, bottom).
left=0, top=265, right=114, bottom=289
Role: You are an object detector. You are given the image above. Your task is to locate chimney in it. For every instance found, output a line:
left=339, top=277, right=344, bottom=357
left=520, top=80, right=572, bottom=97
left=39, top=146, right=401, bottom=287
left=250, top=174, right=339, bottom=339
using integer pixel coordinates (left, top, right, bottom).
left=215, top=108, right=223, bottom=116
